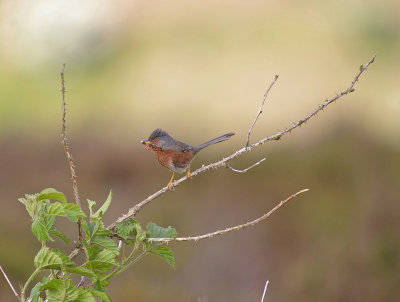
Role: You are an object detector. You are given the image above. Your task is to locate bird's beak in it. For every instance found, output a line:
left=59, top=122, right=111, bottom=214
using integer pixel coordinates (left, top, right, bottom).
left=141, top=140, right=152, bottom=150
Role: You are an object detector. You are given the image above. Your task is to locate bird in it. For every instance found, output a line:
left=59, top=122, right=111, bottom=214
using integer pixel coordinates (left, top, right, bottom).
left=141, top=129, right=234, bottom=189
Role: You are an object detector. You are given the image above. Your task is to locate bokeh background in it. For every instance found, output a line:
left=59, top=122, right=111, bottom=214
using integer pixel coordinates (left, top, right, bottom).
left=0, top=0, right=399, bottom=301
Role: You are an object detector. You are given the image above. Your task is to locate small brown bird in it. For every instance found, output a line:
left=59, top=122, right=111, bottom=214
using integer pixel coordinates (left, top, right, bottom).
left=141, top=129, right=234, bottom=189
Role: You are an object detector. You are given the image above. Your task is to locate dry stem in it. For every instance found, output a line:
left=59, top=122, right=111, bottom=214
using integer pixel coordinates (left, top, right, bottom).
left=60, top=64, right=82, bottom=243
left=146, top=189, right=308, bottom=243
left=0, top=264, right=19, bottom=299
left=246, top=74, right=279, bottom=147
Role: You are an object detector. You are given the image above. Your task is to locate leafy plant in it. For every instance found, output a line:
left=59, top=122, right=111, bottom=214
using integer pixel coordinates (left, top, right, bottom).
left=18, top=188, right=176, bottom=302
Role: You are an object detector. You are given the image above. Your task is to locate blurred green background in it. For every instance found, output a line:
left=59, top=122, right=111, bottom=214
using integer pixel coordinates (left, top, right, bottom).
left=0, top=0, right=399, bottom=301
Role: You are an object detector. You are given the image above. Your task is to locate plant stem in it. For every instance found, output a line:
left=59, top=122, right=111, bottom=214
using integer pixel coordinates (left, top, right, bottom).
left=102, top=242, right=145, bottom=282
left=21, top=268, right=41, bottom=302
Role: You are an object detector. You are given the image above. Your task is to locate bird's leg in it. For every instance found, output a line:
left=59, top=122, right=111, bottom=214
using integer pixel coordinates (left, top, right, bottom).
left=167, top=172, right=175, bottom=189
left=186, top=166, right=192, bottom=178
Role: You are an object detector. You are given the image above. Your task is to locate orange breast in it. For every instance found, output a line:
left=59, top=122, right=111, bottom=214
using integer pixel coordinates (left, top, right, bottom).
left=150, top=146, right=194, bottom=174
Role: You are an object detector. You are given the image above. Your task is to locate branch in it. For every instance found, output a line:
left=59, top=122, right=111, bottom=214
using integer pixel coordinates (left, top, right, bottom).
left=261, top=280, right=269, bottom=302
left=107, top=53, right=376, bottom=228
left=60, top=64, right=82, bottom=243
left=226, top=157, right=266, bottom=173
left=246, top=74, right=279, bottom=147
left=0, top=264, right=20, bottom=300
left=146, top=189, right=309, bottom=243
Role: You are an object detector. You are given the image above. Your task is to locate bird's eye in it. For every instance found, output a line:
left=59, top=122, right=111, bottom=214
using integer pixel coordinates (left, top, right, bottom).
left=153, top=139, right=158, bottom=143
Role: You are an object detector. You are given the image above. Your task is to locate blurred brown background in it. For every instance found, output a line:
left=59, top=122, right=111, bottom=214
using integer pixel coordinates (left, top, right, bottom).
left=0, top=0, right=399, bottom=301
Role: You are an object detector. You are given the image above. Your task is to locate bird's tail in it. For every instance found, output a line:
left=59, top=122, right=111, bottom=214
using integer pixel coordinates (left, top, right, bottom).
left=193, top=132, right=234, bottom=154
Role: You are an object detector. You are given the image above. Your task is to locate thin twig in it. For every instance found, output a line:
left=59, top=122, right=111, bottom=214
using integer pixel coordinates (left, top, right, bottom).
left=76, top=276, right=86, bottom=288
left=261, top=280, right=269, bottom=302
left=106, top=54, right=376, bottom=229
left=0, top=264, right=20, bottom=299
left=60, top=64, right=82, bottom=243
left=146, top=189, right=309, bottom=243
left=246, top=75, right=279, bottom=147
left=226, top=157, right=266, bottom=173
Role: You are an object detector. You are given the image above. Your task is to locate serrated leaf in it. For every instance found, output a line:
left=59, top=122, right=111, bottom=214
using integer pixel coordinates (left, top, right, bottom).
left=63, top=203, right=86, bottom=222
left=91, top=237, right=119, bottom=255
left=147, top=222, right=177, bottom=245
left=95, top=250, right=117, bottom=266
left=47, top=202, right=66, bottom=216
left=29, top=281, right=43, bottom=302
left=49, top=227, right=70, bottom=244
left=92, top=191, right=112, bottom=220
left=43, top=279, right=79, bottom=302
left=75, top=288, right=95, bottom=302
left=45, top=215, right=56, bottom=231
left=87, top=199, right=96, bottom=218
left=34, top=247, right=70, bottom=270
left=149, top=245, right=175, bottom=268
left=32, top=217, right=51, bottom=242
left=19, top=197, right=35, bottom=218
left=115, top=219, right=136, bottom=239
left=64, top=265, right=96, bottom=281
left=90, top=289, right=112, bottom=302
left=37, top=188, right=67, bottom=203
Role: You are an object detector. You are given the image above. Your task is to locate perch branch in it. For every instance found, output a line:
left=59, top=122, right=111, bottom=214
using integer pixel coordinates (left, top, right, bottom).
left=0, top=264, right=20, bottom=299
left=107, top=53, right=376, bottom=229
left=226, top=157, right=266, bottom=173
left=146, top=189, right=309, bottom=243
left=61, top=64, right=82, bottom=243
left=246, top=74, right=279, bottom=147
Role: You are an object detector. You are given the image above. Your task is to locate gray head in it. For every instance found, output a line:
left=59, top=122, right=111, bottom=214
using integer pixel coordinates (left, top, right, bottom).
left=141, top=128, right=172, bottom=149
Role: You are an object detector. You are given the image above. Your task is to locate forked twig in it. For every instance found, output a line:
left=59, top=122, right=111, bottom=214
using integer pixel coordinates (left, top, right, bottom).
left=226, top=157, right=266, bottom=173
left=60, top=64, right=82, bottom=243
left=0, top=264, right=19, bottom=299
left=246, top=75, right=279, bottom=147
left=146, top=189, right=308, bottom=243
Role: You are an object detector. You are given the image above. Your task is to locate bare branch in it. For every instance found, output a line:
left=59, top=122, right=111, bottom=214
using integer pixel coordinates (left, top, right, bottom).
left=261, top=280, right=269, bottom=302
left=146, top=189, right=309, bottom=243
left=246, top=75, right=279, bottom=147
left=60, top=64, right=82, bottom=243
left=107, top=54, right=376, bottom=229
left=61, top=64, right=81, bottom=209
left=226, top=157, right=266, bottom=173
left=0, top=264, right=20, bottom=299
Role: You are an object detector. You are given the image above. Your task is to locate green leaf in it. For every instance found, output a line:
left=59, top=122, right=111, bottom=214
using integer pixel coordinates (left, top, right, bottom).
left=148, top=245, right=175, bottom=269
left=87, top=199, right=96, bottom=218
left=94, top=250, right=117, bottom=266
left=91, top=237, right=119, bottom=255
left=75, top=288, right=95, bottom=302
left=29, top=281, right=43, bottom=302
left=37, top=188, right=67, bottom=203
left=63, top=265, right=96, bottom=281
left=45, top=215, right=56, bottom=231
left=147, top=222, right=177, bottom=245
left=93, top=191, right=112, bottom=220
left=90, top=288, right=112, bottom=302
left=47, top=202, right=66, bottom=216
left=49, top=227, right=70, bottom=244
left=34, top=247, right=70, bottom=270
left=42, top=279, right=79, bottom=302
left=19, top=197, right=35, bottom=218
left=32, top=217, right=51, bottom=242
left=63, top=203, right=86, bottom=222
left=115, top=219, right=137, bottom=239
